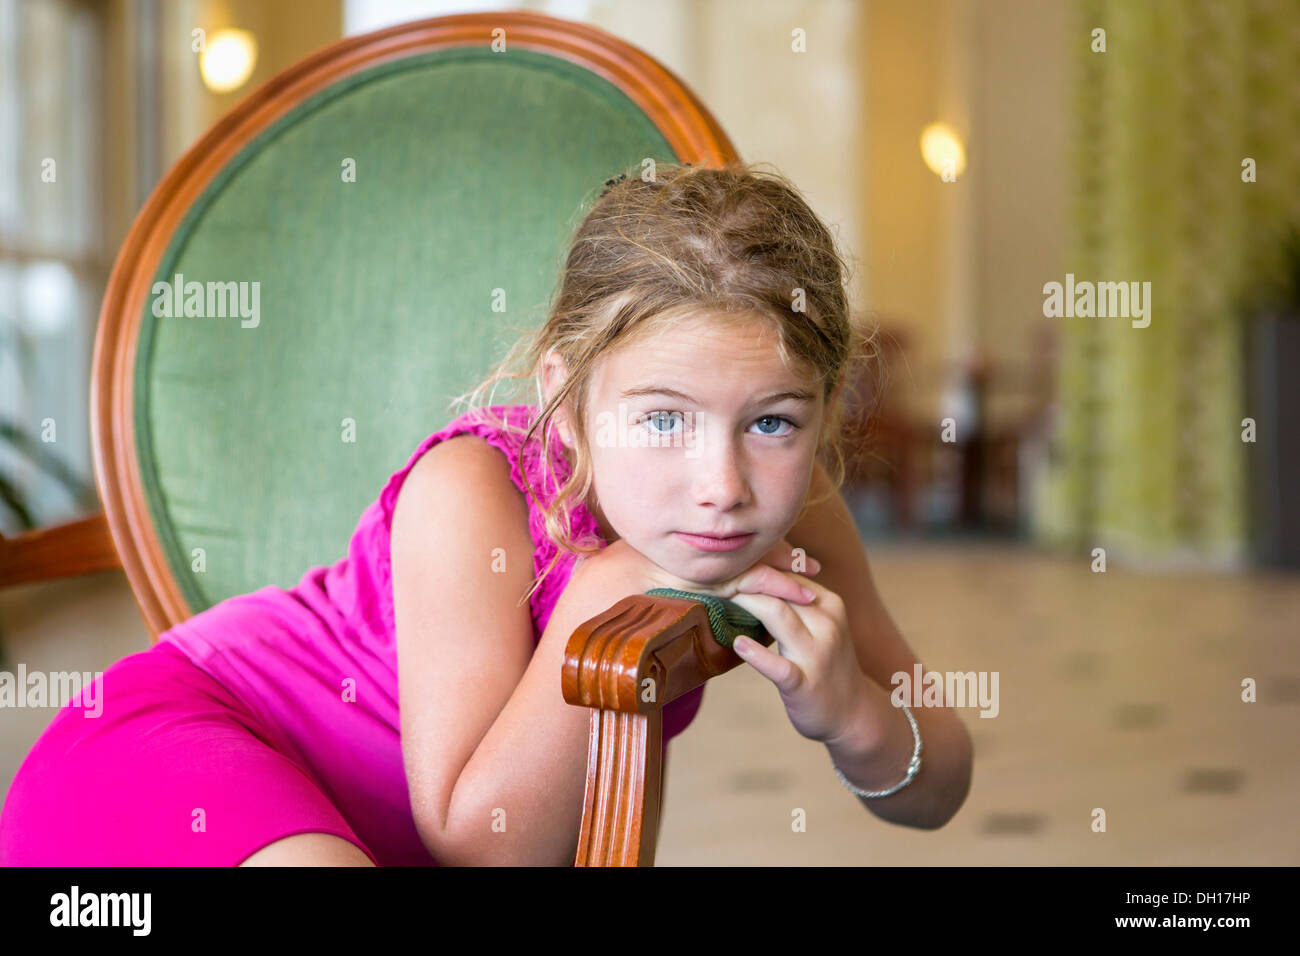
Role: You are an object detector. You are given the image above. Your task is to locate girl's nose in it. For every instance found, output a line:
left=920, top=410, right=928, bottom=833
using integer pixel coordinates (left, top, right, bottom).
left=691, top=437, right=751, bottom=511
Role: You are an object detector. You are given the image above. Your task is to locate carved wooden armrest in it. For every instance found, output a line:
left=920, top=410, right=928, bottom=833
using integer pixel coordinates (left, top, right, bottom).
left=562, top=592, right=747, bottom=866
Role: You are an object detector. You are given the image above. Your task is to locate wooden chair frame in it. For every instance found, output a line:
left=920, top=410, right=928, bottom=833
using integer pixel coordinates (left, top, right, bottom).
left=563, top=593, right=752, bottom=865
left=4, top=11, right=742, bottom=867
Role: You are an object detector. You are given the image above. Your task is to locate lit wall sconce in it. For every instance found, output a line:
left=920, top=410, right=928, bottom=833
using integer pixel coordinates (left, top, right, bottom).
left=920, top=122, right=967, bottom=181
left=200, top=28, right=258, bottom=94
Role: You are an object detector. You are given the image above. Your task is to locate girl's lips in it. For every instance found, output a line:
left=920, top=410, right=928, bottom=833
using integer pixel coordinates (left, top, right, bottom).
left=674, top=531, right=755, bottom=552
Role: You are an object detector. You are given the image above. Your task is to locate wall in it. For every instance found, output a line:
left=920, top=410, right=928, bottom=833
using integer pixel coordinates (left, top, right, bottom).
left=1036, top=0, right=1299, bottom=567
left=862, top=0, right=1069, bottom=459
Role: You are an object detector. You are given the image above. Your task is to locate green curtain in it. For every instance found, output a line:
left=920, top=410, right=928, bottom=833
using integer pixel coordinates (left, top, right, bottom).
left=1035, top=0, right=1300, bottom=565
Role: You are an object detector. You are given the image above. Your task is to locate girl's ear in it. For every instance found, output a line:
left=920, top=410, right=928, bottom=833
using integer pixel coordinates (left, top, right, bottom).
left=541, top=350, right=576, bottom=447
left=541, top=349, right=566, bottom=402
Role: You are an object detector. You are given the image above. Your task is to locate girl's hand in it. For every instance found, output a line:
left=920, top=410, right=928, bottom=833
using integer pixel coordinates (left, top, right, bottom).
left=572, top=536, right=865, bottom=743
left=726, top=574, right=870, bottom=746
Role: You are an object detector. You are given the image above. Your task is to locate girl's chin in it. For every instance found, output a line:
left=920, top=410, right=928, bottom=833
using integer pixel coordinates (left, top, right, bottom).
left=660, top=556, right=747, bottom=589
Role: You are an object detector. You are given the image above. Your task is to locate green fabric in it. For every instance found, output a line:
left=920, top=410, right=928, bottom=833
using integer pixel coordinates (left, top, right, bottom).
left=1035, top=0, right=1300, bottom=564
left=135, top=46, right=677, bottom=614
left=643, top=588, right=765, bottom=649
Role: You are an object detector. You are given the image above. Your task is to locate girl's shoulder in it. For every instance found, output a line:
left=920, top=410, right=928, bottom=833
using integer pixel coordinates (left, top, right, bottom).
left=378, top=405, right=539, bottom=527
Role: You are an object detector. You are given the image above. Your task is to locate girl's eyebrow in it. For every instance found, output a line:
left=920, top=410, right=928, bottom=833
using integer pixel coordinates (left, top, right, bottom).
left=620, top=385, right=815, bottom=405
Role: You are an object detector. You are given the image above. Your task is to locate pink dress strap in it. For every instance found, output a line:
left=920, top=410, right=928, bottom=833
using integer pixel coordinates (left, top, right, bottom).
left=370, top=404, right=604, bottom=642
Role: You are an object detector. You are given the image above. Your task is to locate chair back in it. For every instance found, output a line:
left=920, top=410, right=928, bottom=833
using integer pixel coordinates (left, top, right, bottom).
left=92, top=12, right=737, bottom=636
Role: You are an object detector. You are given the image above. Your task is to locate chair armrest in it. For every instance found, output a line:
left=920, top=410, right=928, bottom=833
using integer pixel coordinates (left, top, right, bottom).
left=563, top=593, right=747, bottom=866
left=0, top=513, right=121, bottom=589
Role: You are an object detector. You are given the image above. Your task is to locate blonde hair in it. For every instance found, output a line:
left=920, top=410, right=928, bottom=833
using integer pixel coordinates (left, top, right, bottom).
left=449, top=160, right=876, bottom=608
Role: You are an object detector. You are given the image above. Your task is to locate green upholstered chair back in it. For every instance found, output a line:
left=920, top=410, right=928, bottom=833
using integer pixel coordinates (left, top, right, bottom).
left=94, top=14, right=736, bottom=635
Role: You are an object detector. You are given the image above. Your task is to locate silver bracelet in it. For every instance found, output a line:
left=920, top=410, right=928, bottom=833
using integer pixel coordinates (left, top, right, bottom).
left=831, top=703, right=923, bottom=799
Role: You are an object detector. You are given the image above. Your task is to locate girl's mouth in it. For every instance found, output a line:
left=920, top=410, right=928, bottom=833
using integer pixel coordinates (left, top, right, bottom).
left=674, top=531, right=755, bottom=552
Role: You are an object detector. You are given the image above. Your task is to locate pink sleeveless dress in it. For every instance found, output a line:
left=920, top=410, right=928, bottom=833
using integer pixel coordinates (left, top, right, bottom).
left=0, top=404, right=704, bottom=866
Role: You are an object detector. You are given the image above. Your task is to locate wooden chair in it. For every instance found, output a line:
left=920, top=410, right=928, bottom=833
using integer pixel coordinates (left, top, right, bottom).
left=5, top=11, right=750, bottom=866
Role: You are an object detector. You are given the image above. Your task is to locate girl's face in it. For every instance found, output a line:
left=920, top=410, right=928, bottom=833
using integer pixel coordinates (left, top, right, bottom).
left=544, top=314, right=826, bottom=586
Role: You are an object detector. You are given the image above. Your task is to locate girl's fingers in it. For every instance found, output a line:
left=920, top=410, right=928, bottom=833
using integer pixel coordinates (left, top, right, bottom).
left=732, top=563, right=814, bottom=605
left=734, top=632, right=802, bottom=692
left=725, top=590, right=814, bottom=663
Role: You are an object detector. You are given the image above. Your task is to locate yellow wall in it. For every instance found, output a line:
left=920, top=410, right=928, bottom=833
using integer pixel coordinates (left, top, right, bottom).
left=864, top=0, right=1068, bottom=428
left=194, top=0, right=344, bottom=132
left=100, top=0, right=343, bottom=252
left=864, top=0, right=948, bottom=423
left=971, top=0, right=1069, bottom=429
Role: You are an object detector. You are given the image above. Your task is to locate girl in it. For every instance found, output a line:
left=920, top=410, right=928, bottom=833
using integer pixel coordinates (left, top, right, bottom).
left=0, top=161, right=971, bottom=866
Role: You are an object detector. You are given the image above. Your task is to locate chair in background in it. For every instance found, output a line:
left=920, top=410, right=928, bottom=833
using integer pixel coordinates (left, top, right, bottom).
left=842, top=322, right=1058, bottom=535
left=842, top=326, right=922, bottom=529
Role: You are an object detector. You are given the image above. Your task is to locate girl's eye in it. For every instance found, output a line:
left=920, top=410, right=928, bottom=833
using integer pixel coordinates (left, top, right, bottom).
left=643, top=411, right=683, bottom=435
left=751, top=415, right=796, bottom=438
left=638, top=412, right=798, bottom=439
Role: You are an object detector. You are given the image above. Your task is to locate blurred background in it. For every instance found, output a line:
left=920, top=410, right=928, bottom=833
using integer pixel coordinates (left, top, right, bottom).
left=1, top=0, right=1297, bottom=865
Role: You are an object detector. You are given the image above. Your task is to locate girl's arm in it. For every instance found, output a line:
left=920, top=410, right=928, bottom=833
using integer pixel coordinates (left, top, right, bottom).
left=394, top=432, right=655, bottom=865
left=434, top=548, right=640, bottom=866
left=391, top=434, right=546, bottom=865
left=786, top=461, right=973, bottom=829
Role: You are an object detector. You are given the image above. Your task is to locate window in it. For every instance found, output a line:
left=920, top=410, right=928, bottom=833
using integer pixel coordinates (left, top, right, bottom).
left=0, top=0, right=106, bottom=534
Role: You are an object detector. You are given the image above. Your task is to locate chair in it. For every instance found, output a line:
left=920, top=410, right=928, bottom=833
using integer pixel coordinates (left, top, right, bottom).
left=842, top=322, right=1058, bottom=535
left=5, top=11, right=748, bottom=866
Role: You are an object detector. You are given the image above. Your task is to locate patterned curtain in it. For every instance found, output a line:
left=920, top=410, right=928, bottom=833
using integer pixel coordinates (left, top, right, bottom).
left=1034, top=0, right=1300, bottom=565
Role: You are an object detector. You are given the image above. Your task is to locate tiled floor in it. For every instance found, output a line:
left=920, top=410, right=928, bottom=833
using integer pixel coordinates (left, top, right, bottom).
left=657, top=540, right=1300, bottom=865
left=3, top=541, right=1297, bottom=865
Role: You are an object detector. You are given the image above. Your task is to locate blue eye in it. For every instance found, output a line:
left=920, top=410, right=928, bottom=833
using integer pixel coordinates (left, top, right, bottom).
left=638, top=411, right=799, bottom=439
left=752, top=415, right=796, bottom=437
left=643, top=411, right=683, bottom=435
